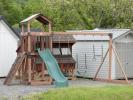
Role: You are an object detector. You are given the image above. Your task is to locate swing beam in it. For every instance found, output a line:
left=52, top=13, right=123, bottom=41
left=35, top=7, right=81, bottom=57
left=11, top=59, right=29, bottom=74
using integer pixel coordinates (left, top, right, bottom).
left=22, top=32, right=111, bottom=36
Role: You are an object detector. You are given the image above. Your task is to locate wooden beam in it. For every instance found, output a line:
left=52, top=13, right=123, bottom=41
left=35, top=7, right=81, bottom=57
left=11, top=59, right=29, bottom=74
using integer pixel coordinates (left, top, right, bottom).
left=23, top=56, right=27, bottom=80
left=95, top=78, right=131, bottom=84
left=25, top=32, right=50, bottom=36
left=27, top=22, right=30, bottom=32
left=27, top=35, right=32, bottom=83
left=21, top=24, right=24, bottom=35
left=49, top=23, right=53, bottom=51
left=21, top=37, right=25, bottom=52
left=53, top=32, right=111, bottom=36
left=40, top=37, right=45, bottom=80
left=23, top=32, right=111, bottom=36
left=41, top=37, right=44, bottom=49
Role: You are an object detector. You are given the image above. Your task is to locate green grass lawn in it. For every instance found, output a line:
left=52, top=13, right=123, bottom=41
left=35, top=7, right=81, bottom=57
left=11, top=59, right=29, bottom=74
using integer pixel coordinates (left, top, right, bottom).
left=23, top=86, right=133, bottom=100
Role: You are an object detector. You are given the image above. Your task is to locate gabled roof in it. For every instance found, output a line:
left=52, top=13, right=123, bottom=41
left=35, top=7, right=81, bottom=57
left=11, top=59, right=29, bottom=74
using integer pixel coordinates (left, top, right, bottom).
left=0, top=16, right=20, bottom=38
left=69, top=28, right=132, bottom=41
left=20, top=13, right=51, bottom=25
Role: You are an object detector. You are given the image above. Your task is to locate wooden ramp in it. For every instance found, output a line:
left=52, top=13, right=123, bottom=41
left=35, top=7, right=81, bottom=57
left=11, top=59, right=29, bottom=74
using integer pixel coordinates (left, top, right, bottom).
left=4, top=53, right=26, bottom=85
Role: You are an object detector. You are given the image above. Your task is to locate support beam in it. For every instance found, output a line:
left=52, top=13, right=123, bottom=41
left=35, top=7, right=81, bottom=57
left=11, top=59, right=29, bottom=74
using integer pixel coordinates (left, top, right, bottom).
left=41, top=37, right=45, bottom=80
left=27, top=22, right=30, bottom=32
left=27, top=21, right=31, bottom=84
left=53, top=32, right=110, bottom=36
left=21, top=37, right=25, bottom=52
left=23, top=32, right=111, bottom=36
left=27, top=35, right=32, bottom=83
left=95, top=78, right=131, bottom=84
left=22, top=56, right=27, bottom=81
left=41, top=37, right=44, bottom=49
left=49, top=23, right=52, bottom=51
left=21, top=24, right=24, bottom=35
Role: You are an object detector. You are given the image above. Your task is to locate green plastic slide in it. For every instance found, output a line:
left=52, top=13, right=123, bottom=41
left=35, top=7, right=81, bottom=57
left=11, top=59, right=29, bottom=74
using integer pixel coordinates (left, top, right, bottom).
left=38, top=48, right=68, bottom=87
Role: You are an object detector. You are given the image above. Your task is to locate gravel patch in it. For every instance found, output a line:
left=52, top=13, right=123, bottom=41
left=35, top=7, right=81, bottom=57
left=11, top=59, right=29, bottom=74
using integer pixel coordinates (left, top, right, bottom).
left=0, top=78, right=53, bottom=100
left=0, top=78, right=132, bottom=100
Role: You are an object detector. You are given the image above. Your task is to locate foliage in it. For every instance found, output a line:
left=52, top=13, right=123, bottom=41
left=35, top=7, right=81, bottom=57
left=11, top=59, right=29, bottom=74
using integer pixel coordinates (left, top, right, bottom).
left=0, top=0, right=133, bottom=31
left=23, top=86, right=133, bottom=100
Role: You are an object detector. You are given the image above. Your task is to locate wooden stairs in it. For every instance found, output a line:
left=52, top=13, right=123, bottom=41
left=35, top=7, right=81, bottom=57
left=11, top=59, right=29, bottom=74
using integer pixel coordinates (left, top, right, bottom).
left=4, top=53, right=26, bottom=85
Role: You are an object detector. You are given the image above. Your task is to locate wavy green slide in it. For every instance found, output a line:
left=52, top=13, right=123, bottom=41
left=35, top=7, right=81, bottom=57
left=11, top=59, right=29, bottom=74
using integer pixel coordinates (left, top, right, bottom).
left=38, top=48, right=68, bottom=87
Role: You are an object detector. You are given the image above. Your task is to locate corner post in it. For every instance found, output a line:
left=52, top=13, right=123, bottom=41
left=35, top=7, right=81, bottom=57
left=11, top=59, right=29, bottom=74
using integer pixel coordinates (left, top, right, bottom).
left=49, top=23, right=52, bottom=51
left=40, top=37, right=45, bottom=80
left=27, top=21, right=32, bottom=84
left=21, top=24, right=24, bottom=35
left=21, top=23, right=25, bottom=52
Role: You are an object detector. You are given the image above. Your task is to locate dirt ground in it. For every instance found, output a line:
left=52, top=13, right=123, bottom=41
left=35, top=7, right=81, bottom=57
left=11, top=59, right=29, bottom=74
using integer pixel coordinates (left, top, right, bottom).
left=0, top=78, right=132, bottom=100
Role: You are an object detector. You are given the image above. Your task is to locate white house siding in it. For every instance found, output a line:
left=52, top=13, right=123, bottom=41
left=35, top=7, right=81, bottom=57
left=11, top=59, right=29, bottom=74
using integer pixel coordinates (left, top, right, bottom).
left=72, top=41, right=116, bottom=79
left=0, top=20, right=19, bottom=77
left=115, top=34, right=133, bottom=79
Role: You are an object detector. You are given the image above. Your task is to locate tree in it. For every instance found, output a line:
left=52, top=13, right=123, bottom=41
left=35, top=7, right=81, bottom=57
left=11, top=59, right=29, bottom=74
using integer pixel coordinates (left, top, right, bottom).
left=0, top=0, right=133, bottom=30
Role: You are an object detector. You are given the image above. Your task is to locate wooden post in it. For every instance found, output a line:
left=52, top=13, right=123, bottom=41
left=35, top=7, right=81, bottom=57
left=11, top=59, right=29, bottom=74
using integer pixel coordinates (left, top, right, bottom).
left=21, top=24, right=24, bottom=35
left=48, top=23, right=52, bottom=51
left=27, top=22, right=32, bottom=83
left=108, top=33, right=113, bottom=80
left=27, top=35, right=32, bottom=83
left=21, top=23, right=25, bottom=52
left=21, top=24, right=25, bottom=83
left=22, top=56, right=27, bottom=81
left=21, top=37, right=25, bottom=53
left=41, top=37, right=44, bottom=49
left=41, top=37, right=45, bottom=80
left=27, top=22, right=30, bottom=32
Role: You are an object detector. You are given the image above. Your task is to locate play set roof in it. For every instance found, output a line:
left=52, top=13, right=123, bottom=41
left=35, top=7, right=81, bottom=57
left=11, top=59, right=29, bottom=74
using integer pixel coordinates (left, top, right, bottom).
left=20, top=13, right=51, bottom=25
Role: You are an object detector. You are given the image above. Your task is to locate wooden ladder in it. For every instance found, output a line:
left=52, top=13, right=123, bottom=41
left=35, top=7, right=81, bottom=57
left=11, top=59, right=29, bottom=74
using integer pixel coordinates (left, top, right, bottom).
left=4, top=53, right=26, bottom=85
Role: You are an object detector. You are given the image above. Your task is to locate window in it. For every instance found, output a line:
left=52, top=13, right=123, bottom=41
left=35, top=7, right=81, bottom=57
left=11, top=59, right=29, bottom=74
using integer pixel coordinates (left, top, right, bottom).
left=61, top=48, right=71, bottom=55
left=53, top=48, right=61, bottom=55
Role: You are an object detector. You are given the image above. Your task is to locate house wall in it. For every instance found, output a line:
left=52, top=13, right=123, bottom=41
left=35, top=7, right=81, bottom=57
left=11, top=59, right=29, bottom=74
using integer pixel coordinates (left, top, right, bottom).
left=0, top=20, right=19, bottom=77
left=114, top=33, right=133, bottom=79
left=72, top=41, right=116, bottom=79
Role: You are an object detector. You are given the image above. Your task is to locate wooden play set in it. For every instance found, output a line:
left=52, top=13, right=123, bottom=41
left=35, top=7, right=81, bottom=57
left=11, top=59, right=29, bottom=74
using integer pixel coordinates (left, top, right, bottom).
left=4, top=14, right=130, bottom=86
